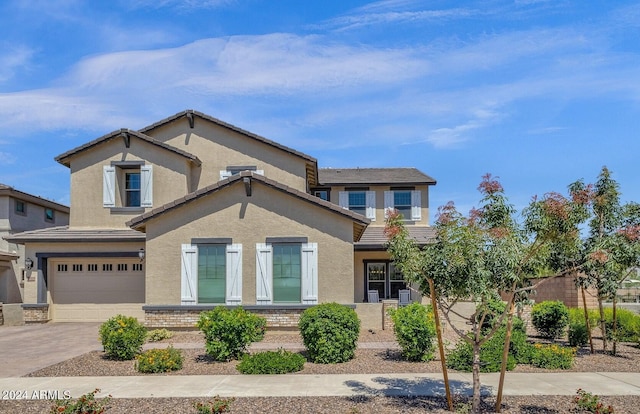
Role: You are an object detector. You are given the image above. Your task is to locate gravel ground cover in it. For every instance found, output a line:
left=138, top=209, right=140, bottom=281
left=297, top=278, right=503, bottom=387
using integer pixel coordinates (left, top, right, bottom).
left=3, top=330, right=640, bottom=413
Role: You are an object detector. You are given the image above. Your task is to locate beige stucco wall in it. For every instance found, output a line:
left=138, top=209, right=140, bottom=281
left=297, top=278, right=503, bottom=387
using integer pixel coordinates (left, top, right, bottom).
left=146, top=120, right=310, bottom=192
left=67, top=139, right=194, bottom=228
left=143, top=180, right=356, bottom=305
left=326, top=184, right=431, bottom=226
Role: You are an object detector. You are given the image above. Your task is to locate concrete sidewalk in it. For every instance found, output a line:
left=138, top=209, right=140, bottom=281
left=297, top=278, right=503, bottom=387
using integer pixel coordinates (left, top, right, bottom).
left=1, top=372, right=639, bottom=399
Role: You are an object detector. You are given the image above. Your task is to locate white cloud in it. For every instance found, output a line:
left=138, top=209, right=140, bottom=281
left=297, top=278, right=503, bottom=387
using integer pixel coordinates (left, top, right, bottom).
left=0, top=44, right=35, bottom=83
left=0, top=151, right=15, bottom=165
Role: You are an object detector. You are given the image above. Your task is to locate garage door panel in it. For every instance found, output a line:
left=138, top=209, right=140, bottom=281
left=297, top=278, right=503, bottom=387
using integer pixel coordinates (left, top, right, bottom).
left=51, top=259, right=145, bottom=320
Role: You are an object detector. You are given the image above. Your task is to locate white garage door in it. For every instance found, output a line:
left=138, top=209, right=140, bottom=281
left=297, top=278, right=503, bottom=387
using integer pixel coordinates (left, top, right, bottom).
left=50, top=258, right=145, bottom=322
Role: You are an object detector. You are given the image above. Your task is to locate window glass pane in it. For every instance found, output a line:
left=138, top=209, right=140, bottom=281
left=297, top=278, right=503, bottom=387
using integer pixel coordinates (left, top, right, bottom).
left=198, top=245, right=226, bottom=303
left=125, top=172, right=141, bottom=207
left=45, top=208, right=54, bottom=222
left=273, top=244, right=301, bottom=303
left=394, top=191, right=412, bottom=219
left=348, top=191, right=366, bottom=215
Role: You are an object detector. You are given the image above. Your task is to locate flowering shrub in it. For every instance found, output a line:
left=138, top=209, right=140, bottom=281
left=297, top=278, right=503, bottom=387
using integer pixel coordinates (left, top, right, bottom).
left=530, top=343, right=575, bottom=369
left=197, top=307, right=266, bottom=361
left=573, top=388, right=614, bottom=413
left=193, top=396, right=235, bottom=413
left=146, top=328, right=174, bottom=342
left=49, top=388, right=111, bottom=414
left=135, top=346, right=183, bottom=373
left=99, top=315, right=147, bottom=360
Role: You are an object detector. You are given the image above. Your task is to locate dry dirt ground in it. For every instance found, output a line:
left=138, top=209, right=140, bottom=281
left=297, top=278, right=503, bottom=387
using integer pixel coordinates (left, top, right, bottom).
left=2, top=330, right=640, bottom=413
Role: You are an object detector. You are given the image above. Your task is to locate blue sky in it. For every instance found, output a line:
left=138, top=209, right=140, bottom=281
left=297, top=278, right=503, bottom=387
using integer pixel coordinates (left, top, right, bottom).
left=1, top=0, right=639, bottom=222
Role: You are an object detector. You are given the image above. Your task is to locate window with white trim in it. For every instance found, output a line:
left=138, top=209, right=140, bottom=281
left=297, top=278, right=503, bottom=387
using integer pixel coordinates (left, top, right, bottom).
left=338, top=190, right=376, bottom=220
left=103, top=164, right=153, bottom=208
left=181, top=243, right=242, bottom=305
left=384, top=189, right=421, bottom=220
left=256, top=241, right=318, bottom=305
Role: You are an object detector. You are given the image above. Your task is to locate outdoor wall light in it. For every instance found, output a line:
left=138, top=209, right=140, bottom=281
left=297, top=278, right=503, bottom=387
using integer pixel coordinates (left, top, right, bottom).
left=138, top=248, right=145, bottom=262
left=25, top=257, right=33, bottom=270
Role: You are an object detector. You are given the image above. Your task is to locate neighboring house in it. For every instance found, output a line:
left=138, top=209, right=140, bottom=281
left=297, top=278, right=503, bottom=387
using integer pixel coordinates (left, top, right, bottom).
left=0, top=185, right=69, bottom=324
left=6, top=110, right=436, bottom=328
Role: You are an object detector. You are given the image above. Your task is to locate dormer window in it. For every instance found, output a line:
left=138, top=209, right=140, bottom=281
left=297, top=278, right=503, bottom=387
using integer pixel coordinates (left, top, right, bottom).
left=103, top=162, right=153, bottom=209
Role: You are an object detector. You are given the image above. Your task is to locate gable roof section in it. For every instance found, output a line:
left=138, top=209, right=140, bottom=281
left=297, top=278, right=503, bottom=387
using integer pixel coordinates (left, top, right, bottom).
left=355, top=226, right=435, bottom=251
left=55, top=129, right=202, bottom=168
left=139, top=109, right=319, bottom=186
left=318, top=168, right=436, bottom=186
left=127, top=171, right=370, bottom=242
left=0, top=184, right=69, bottom=212
left=4, top=226, right=145, bottom=243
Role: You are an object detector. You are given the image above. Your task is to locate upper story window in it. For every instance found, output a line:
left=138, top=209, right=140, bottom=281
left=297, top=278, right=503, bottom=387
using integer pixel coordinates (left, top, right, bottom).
left=103, top=163, right=152, bottom=209
left=45, top=208, right=55, bottom=223
left=338, top=189, right=376, bottom=220
left=15, top=200, right=26, bottom=215
left=384, top=189, right=421, bottom=221
left=220, top=166, right=264, bottom=180
left=313, top=189, right=329, bottom=201
left=125, top=172, right=141, bottom=207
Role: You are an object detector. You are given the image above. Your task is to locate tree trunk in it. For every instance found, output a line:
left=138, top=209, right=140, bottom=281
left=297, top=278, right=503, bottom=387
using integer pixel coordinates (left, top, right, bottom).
left=581, top=287, right=594, bottom=354
left=612, top=296, right=618, bottom=356
left=472, top=343, right=482, bottom=414
left=598, top=297, right=608, bottom=352
left=495, top=299, right=515, bottom=413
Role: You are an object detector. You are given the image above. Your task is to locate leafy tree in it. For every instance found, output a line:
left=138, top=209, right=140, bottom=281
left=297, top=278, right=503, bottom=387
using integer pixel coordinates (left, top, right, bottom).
left=386, top=174, right=586, bottom=414
left=575, top=167, right=640, bottom=353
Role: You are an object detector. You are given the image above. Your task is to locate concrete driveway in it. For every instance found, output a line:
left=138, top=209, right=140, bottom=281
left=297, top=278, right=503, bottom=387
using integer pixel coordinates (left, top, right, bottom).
left=0, top=323, right=101, bottom=377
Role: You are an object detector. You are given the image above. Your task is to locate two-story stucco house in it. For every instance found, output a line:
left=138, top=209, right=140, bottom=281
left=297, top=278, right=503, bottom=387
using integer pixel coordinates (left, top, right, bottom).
left=0, top=185, right=69, bottom=324
left=6, top=110, right=435, bottom=329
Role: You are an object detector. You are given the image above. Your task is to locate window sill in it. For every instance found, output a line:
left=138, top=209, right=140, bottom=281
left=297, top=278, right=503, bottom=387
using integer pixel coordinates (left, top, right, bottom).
left=109, top=207, right=145, bottom=214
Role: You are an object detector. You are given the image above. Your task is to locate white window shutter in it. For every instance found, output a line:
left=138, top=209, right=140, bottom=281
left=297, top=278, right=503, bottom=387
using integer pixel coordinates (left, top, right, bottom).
left=384, top=191, right=394, bottom=219
left=411, top=190, right=422, bottom=220
left=338, top=191, right=348, bottom=209
left=225, top=244, right=242, bottom=305
left=301, top=242, right=318, bottom=304
left=255, top=243, right=272, bottom=304
left=365, top=191, right=376, bottom=221
left=181, top=244, right=198, bottom=305
left=103, top=166, right=115, bottom=207
left=140, top=165, right=153, bottom=208
left=220, top=170, right=232, bottom=180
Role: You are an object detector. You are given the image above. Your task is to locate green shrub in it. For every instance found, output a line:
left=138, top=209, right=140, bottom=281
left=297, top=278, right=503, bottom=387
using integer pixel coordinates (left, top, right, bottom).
left=603, top=308, right=640, bottom=342
left=530, top=343, right=575, bottom=369
left=237, top=349, right=306, bottom=374
left=135, top=346, right=183, bottom=373
left=446, top=326, right=532, bottom=372
left=476, top=299, right=507, bottom=332
left=146, top=328, right=174, bottom=342
left=193, top=396, right=235, bottom=413
left=298, top=302, right=360, bottom=364
left=568, top=322, right=589, bottom=347
left=99, top=315, right=147, bottom=360
left=49, top=388, right=110, bottom=414
left=531, top=301, right=569, bottom=341
left=196, top=307, right=266, bottom=361
left=568, top=307, right=599, bottom=327
left=389, top=302, right=437, bottom=362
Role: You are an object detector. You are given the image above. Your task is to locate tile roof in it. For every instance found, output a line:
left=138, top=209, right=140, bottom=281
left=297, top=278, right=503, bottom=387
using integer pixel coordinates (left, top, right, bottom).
left=0, top=184, right=69, bottom=212
left=55, top=129, right=202, bottom=167
left=4, top=226, right=145, bottom=243
left=355, top=225, right=435, bottom=250
left=318, top=168, right=436, bottom=186
left=127, top=171, right=370, bottom=242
